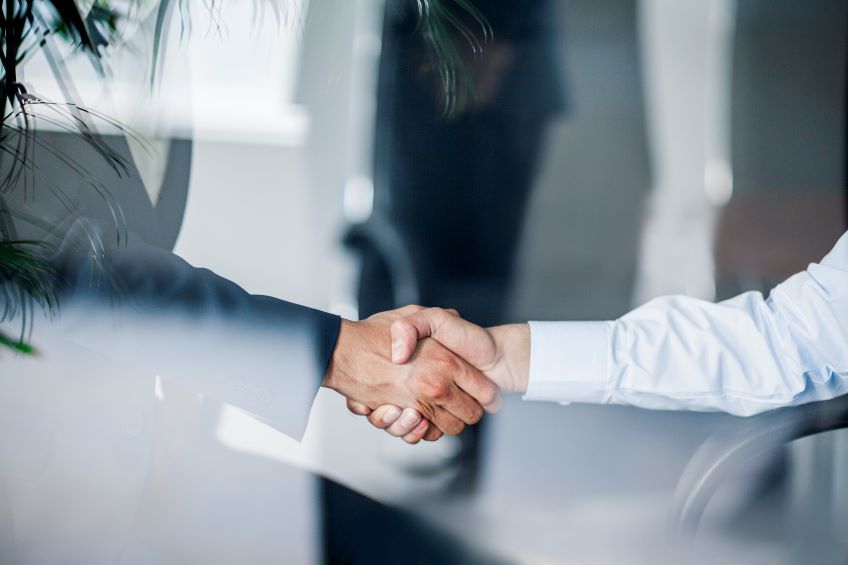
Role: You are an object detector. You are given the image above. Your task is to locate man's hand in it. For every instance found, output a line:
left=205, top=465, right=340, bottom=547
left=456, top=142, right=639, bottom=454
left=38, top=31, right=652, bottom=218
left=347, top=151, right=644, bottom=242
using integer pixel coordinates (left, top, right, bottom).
left=391, top=308, right=529, bottom=393
left=322, top=306, right=502, bottom=441
left=346, top=308, right=530, bottom=442
left=392, top=308, right=530, bottom=392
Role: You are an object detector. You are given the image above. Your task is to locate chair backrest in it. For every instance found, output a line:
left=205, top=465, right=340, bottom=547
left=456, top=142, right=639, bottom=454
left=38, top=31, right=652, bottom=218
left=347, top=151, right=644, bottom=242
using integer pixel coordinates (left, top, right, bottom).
left=673, top=395, right=848, bottom=533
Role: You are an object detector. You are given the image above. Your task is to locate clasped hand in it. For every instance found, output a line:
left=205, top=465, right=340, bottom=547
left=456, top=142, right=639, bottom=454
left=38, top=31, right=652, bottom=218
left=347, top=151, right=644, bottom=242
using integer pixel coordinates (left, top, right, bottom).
left=322, top=306, right=529, bottom=444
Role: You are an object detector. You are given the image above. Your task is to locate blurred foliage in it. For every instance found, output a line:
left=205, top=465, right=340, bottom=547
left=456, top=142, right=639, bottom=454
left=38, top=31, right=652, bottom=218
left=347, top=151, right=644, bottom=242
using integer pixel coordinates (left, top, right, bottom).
left=0, top=0, right=127, bottom=355
left=0, top=239, right=58, bottom=355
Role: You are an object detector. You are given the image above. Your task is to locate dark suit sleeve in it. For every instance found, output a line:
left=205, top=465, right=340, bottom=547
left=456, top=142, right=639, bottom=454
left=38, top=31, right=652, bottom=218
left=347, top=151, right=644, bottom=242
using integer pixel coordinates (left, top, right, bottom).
left=40, top=219, right=340, bottom=440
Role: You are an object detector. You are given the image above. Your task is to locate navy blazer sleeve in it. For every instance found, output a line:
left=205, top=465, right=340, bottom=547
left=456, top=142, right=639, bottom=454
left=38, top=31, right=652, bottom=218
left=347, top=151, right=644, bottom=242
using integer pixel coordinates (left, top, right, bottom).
left=37, top=219, right=341, bottom=440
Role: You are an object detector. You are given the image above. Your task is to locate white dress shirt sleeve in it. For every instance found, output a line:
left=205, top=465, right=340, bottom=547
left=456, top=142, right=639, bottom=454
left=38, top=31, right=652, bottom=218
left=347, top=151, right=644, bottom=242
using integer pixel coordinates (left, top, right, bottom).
left=525, top=231, right=848, bottom=416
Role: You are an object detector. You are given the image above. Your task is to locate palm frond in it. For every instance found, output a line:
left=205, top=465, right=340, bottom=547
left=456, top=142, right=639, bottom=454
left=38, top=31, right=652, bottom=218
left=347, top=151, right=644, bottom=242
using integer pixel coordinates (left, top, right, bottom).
left=0, top=0, right=138, bottom=204
left=0, top=238, right=59, bottom=354
left=0, top=0, right=154, bottom=355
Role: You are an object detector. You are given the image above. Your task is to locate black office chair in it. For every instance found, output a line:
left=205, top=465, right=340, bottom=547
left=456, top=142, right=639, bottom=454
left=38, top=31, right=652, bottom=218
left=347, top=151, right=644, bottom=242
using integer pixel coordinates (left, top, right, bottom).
left=673, top=395, right=848, bottom=534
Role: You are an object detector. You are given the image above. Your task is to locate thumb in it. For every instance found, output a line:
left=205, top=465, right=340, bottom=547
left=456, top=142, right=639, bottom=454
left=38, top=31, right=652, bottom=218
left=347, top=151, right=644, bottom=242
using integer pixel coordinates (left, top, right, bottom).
left=390, top=308, right=494, bottom=368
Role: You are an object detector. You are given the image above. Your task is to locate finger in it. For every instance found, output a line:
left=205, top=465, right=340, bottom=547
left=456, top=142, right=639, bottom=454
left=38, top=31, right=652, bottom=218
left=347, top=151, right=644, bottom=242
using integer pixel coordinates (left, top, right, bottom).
left=390, top=308, right=453, bottom=364
left=423, top=426, right=443, bottom=442
left=444, top=308, right=460, bottom=317
left=455, top=363, right=502, bottom=414
left=432, top=406, right=466, bottom=436
left=391, top=316, right=422, bottom=364
left=439, top=384, right=484, bottom=425
left=367, top=405, right=402, bottom=430
left=391, top=307, right=488, bottom=365
left=385, top=407, right=423, bottom=437
left=346, top=399, right=372, bottom=416
left=402, top=418, right=431, bottom=444
left=485, top=394, right=504, bottom=413
left=398, top=313, right=501, bottom=412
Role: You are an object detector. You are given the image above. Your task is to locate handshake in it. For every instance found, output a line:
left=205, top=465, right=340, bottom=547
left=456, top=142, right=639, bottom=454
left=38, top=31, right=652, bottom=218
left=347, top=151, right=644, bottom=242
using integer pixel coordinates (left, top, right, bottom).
left=321, top=306, right=530, bottom=444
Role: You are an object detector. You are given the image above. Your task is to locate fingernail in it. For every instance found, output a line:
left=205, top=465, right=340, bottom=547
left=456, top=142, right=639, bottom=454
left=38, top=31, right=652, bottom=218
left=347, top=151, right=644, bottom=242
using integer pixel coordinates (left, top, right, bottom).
left=391, top=339, right=402, bottom=362
left=401, top=409, right=420, bottom=427
left=382, top=406, right=401, bottom=424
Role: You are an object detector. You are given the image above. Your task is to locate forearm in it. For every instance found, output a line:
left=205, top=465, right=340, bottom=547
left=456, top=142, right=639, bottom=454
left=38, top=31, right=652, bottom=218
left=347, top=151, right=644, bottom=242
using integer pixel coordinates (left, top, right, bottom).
left=524, top=267, right=848, bottom=416
left=378, top=234, right=848, bottom=421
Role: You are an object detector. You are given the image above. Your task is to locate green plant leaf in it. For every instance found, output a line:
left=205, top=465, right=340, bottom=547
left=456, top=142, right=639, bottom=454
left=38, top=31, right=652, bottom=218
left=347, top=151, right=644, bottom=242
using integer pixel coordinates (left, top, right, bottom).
left=0, top=238, right=60, bottom=347
left=0, top=328, right=36, bottom=354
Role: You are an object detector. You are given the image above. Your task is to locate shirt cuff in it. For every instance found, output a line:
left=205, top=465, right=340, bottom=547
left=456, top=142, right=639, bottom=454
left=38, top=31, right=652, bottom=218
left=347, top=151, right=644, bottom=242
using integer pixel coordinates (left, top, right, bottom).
left=524, top=321, right=611, bottom=404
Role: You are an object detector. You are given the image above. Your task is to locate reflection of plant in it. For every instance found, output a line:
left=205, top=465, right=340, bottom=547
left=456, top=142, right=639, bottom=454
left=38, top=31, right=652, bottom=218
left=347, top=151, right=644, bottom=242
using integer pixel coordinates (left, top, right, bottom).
left=0, top=0, right=489, bottom=354
left=0, top=0, right=137, bottom=354
left=416, top=0, right=492, bottom=116
left=0, top=239, right=58, bottom=355
left=1, top=0, right=121, bottom=130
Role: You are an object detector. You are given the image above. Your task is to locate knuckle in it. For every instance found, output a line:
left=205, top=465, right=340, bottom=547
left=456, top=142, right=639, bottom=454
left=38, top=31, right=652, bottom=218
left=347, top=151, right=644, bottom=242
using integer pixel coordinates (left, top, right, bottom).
left=430, top=307, right=449, bottom=323
left=436, top=353, right=462, bottom=375
left=398, top=304, right=424, bottom=317
left=419, top=375, right=450, bottom=400
left=414, top=400, right=437, bottom=422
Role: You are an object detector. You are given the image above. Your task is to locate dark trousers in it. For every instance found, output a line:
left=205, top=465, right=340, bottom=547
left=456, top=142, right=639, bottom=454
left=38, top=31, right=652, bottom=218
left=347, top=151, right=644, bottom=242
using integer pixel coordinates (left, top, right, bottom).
left=321, top=7, right=556, bottom=563
left=322, top=96, right=549, bottom=565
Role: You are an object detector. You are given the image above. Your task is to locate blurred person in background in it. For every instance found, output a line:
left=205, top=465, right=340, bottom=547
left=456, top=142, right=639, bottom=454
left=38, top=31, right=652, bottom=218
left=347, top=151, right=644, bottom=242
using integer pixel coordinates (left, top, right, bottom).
left=327, top=0, right=566, bottom=562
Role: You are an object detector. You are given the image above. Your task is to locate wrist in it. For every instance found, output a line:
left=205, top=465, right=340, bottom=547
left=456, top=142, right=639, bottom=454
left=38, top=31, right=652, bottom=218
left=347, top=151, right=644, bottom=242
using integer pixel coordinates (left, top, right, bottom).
left=488, top=323, right=530, bottom=393
left=322, top=319, right=357, bottom=393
